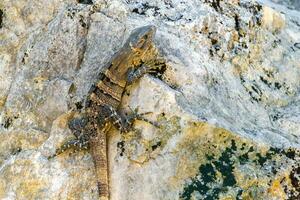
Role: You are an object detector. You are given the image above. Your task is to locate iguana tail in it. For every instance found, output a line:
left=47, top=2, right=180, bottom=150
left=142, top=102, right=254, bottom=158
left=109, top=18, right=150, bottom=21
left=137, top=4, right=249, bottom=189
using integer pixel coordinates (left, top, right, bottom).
left=90, top=125, right=111, bottom=200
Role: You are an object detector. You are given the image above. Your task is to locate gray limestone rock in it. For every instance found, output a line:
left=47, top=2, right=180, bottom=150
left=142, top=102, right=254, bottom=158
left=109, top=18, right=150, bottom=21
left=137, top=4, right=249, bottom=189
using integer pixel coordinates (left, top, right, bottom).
left=0, top=0, right=299, bottom=199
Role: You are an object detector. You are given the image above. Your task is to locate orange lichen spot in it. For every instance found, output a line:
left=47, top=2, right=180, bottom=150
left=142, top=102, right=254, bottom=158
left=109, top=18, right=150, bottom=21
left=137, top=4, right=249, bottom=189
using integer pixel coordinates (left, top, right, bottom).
left=0, top=180, right=5, bottom=199
left=268, top=179, right=286, bottom=199
left=231, top=55, right=250, bottom=76
left=0, top=96, right=7, bottom=108
left=33, top=76, right=48, bottom=90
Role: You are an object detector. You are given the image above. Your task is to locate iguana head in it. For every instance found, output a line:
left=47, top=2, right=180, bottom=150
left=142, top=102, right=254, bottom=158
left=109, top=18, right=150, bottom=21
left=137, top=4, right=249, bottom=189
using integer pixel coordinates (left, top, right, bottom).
left=126, top=25, right=156, bottom=51
left=107, top=25, right=157, bottom=87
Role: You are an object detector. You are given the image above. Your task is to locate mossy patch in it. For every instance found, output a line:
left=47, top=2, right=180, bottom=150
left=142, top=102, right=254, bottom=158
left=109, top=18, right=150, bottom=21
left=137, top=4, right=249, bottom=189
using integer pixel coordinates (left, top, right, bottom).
left=171, top=122, right=300, bottom=200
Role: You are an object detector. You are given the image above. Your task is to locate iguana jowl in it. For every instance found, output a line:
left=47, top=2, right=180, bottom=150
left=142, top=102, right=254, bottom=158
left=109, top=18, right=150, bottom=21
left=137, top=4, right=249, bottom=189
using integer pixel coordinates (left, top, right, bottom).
left=50, top=25, right=163, bottom=200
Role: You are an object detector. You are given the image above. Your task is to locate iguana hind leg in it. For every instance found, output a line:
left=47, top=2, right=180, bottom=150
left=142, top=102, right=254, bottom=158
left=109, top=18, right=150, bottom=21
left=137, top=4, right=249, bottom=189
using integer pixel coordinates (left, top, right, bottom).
left=48, top=137, right=89, bottom=159
left=69, top=116, right=88, bottom=138
left=48, top=117, right=89, bottom=159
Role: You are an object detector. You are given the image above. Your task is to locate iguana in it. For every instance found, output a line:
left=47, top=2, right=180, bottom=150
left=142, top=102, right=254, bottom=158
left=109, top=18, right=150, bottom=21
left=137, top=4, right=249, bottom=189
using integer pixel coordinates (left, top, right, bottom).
left=49, top=25, right=163, bottom=200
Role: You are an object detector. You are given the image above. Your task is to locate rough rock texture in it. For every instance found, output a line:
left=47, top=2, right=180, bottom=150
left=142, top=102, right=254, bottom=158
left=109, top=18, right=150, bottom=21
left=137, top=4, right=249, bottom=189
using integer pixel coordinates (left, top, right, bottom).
left=0, top=0, right=299, bottom=199
left=268, top=0, right=300, bottom=11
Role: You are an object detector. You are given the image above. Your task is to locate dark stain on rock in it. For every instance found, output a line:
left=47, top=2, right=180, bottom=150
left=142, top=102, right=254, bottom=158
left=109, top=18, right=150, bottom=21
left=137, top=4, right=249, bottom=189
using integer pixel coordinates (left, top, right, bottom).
left=205, top=0, right=222, bottom=12
left=75, top=101, right=83, bottom=110
left=237, top=189, right=243, bottom=199
left=270, top=113, right=281, bottom=121
left=255, top=152, right=270, bottom=166
left=0, top=9, right=3, bottom=29
left=214, top=140, right=237, bottom=187
left=132, top=3, right=160, bottom=16
left=249, top=92, right=261, bottom=103
left=132, top=8, right=141, bottom=14
left=209, top=48, right=214, bottom=57
left=2, top=117, right=13, bottom=129
left=260, top=76, right=272, bottom=87
left=260, top=78, right=283, bottom=90
left=239, top=76, right=246, bottom=83
left=117, top=141, right=125, bottom=157
left=180, top=163, right=216, bottom=199
left=289, top=165, right=300, bottom=199
left=291, top=19, right=300, bottom=27
left=21, top=52, right=29, bottom=64
left=180, top=140, right=238, bottom=200
left=251, top=84, right=262, bottom=96
left=294, top=43, right=300, bottom=49
left=11, top=147, right=22, bottom=155
left=164, top=14, right=183, bottom=22
left=274, top=82, right=282, bottom=89
left=284, top=148, right=296, bottom=160
left=255, top=147, right=281, bottom=166
left=151, top=141, right=161, bottom=151
left=77, top=0, right=93, bottom=4
left=238, top=152, right=249, bottom=165
left=180, top=137, right=299, bottom=199
left=272, top=39, right=281, bottom=48
left=234, top=14, right=241, bottom=35
left=241, top=80, right=263, bottom=103
left=66, top=8, right=79, bottom=19
left=79, top=15, right=88, bottom=28
left=243, top=1, right=262, bottom=26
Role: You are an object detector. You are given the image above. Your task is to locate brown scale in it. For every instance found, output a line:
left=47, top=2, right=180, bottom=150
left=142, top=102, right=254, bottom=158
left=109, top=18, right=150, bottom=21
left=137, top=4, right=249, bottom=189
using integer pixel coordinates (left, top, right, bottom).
left=104, top=68, right=127, bottom=88
left=96, top=77, right=124, bottom=103
left=86, top=84, right=119, bottom=200
left=90, top=87, right=120, bottom=109
left=90, top=124, right=111, bottom=200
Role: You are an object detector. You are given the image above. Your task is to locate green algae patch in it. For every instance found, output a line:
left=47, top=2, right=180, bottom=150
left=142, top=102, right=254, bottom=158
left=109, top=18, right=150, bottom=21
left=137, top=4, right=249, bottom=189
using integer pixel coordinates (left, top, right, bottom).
left=171, top=122, right=299, bottom=200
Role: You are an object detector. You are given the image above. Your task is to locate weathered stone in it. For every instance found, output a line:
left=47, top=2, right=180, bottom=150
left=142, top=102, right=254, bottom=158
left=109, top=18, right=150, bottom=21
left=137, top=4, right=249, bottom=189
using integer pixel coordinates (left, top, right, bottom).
left=261, top=6, right=285, bottom=32
left=0, top=53, right=12, bottom=108
left=0, top=0, right=299, bottom=199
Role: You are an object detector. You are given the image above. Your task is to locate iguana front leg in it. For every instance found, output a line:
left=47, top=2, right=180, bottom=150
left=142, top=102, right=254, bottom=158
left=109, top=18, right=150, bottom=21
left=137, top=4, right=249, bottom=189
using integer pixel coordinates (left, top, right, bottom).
left=127, top=58, right=165, bottom=85
left=98, top=105, right=154, bottom=132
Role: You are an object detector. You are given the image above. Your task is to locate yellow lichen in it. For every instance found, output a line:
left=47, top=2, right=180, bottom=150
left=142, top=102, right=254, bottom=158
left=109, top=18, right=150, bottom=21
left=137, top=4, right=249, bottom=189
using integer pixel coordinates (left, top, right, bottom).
left=262, top=6, right=285, bottom=32
left=17, top=179, right=45, bottom=200
left=0, top=179, right=5, bottom=199
left=232, top=55, right=250, bottom=75
left=268, top=179, right=287, bottom=199
left=171, top=122, right=245, bottom=187
left=0, top=97, right=7, bottom=108
left=33, top=76, right=48, bottom=91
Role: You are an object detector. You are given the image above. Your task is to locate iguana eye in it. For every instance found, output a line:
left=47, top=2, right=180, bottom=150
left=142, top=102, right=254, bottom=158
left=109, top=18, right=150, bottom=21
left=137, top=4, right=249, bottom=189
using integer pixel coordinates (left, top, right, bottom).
left=143, top=34, right=148, bottom=40
left=136, top=38, right=146, bottom=49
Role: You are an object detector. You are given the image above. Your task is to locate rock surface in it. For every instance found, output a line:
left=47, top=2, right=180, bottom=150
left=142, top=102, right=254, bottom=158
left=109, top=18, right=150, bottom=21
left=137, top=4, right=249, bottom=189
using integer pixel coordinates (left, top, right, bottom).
left=0, top=0, right=299, bottom=199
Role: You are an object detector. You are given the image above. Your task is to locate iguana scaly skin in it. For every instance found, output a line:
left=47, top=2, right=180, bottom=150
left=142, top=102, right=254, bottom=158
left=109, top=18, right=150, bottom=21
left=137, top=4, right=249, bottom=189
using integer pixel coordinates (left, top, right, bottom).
left=50, top=25, right=163, bottom=200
